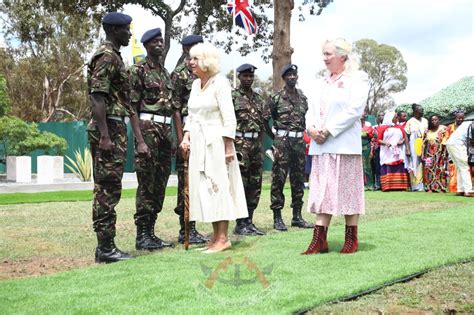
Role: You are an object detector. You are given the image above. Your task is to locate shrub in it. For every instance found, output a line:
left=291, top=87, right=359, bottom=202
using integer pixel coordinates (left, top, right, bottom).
left=0, top=116, right=67, bottom=156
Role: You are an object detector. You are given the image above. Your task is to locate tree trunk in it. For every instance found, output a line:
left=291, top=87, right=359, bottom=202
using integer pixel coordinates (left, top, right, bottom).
left=272, top=0, right=294, bottom=91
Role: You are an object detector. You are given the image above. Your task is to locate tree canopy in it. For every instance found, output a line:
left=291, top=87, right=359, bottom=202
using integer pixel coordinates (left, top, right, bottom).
left=0, top=1, right=101, bottom=122
left=354, top=38, right=407, bottom=115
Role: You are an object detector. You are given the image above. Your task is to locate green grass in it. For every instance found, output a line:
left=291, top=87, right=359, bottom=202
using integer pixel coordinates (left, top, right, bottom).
left=0, top=185, right=277, bottom=205
left=1, top=196, right=473, bottom=314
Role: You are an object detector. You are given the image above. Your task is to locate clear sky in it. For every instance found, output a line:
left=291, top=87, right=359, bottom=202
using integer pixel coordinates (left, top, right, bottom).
left=123, top=0, right=473, bottom=105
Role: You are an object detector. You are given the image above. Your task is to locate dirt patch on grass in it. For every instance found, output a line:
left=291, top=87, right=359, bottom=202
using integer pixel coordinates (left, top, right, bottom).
left=310, top=261, right=474, bottom=314
left=0, top=257, right=94, bottom=281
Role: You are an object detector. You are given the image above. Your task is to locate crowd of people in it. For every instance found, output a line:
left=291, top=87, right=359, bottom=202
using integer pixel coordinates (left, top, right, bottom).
left=361, top=107, right=474, bottom=195
left=86, top=12, right=473, bottom=263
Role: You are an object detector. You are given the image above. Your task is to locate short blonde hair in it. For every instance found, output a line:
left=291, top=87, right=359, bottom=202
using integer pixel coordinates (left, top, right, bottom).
left=323, top=38, right=359, bottom=73
left=189, top=43, right=220, bottom=76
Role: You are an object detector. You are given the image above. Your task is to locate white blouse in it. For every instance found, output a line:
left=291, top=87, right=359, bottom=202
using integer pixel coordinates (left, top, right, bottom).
left=306, top=70, right=369, bottom=155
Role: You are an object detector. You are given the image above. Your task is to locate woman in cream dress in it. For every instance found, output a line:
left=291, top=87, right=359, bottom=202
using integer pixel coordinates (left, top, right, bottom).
left=180, top=43, right=247, bottom=253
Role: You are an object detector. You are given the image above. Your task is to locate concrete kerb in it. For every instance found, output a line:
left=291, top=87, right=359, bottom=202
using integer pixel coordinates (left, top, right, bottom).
left=0, top=173, right=178, bottom=194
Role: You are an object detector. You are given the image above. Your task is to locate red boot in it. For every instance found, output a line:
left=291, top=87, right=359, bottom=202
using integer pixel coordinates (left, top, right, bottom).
left=301, top=225, right=328, bottom=255
left=340, top=225, right=358, bottom=254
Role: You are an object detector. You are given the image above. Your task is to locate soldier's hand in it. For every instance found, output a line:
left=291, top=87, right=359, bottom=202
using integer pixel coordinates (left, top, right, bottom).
left=137, top=141, right=150, bottom=157
left=180, top=139, right=190, bottom=158
left=99, top=136, right=113, bottom=154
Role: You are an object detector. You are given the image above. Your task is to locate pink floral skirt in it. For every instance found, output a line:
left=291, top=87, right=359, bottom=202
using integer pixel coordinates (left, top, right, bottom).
left=307, top=154, right=365, bottom=216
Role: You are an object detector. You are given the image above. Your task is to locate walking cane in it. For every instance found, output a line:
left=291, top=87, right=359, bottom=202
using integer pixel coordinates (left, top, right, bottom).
left=183, top=148, right=190, bottom=250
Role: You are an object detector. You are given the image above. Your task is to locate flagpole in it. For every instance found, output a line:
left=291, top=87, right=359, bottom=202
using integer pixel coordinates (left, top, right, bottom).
left=232, top=0, right=237, bottom=88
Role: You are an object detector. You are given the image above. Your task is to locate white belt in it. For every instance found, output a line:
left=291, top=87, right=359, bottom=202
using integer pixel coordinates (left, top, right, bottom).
left=140, top=113, right=171, bottom=124
left=275, top=129, right=303, bottom=138
left=107, top=115, right=127, bottom=123
left=236, top=131, right=259, bottom=139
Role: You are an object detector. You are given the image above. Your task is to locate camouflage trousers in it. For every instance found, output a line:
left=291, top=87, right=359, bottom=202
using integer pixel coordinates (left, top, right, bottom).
left=174, top=151, right=185, bottom=216
left=270, top=136, right=306, bottom=211
left=235, top=136, right=264, bottom=213
left=134, top=120, right=172, bottom=226
left=88, top=120, right=127, bottom=240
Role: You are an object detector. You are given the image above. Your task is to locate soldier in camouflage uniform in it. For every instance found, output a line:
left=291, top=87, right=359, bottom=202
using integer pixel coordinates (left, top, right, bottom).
left=129, top=28, right=177, bottom=250
left=171, top=35, right=208, bottom=244
left=232, top=63, right=269, bottom=236
left=267, top=64, right=314, bottom=231
left=87, top=12, right=150, bottom=263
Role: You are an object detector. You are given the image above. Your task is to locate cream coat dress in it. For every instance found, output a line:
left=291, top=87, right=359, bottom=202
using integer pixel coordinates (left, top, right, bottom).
left=184, top=74, right=248, bottom=222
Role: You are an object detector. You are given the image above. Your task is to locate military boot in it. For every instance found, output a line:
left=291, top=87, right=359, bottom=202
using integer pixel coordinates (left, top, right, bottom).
left=234, top=218, right=255, bottom=235
left=136, top=223, right=163, bottom=251
left=246, top=209, right=265, bottom=235
left=149, top=219, right=175, bottom=248
left=273, top=210, right=288, bottom=231
left=291, top=208, right=314, bottom=228
left=95, top=236, right=133, bottom=263
left=178, top=215, right=208, bottom=244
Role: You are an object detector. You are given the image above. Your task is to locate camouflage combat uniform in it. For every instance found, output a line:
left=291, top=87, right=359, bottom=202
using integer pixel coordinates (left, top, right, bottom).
left=129, top=56, right=179, bottom=233
left=268, top=88, right=310, bottom=228
left=170, top=61, right=194, bottom=217
left=87, top=40, right=134, bottom=240
left=232, top=87, right=269, bottom=231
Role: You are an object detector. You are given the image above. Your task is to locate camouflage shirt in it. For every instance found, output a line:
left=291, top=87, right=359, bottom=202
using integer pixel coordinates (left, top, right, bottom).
left=268, top=88, right=308, bottom=131
left=87, top=40, right=134, bottom=117
left=232, top=87, right=269, bottom=132
left=129, top=56, right=179, bottom=116
left=170, top=61, right=196, bottom=117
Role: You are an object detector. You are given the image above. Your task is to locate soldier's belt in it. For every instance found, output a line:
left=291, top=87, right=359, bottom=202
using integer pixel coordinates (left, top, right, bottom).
left=107, top=115, right=127, bottom=123
left=236, top=131, right=259, bottom=139
left=140, top=113, right=172, bottom=124
left=275, top=129, right=304, bottom=138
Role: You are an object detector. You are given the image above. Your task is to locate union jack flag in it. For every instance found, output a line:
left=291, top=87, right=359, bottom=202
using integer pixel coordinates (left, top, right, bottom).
left=226, top=0, right=258, bottom=35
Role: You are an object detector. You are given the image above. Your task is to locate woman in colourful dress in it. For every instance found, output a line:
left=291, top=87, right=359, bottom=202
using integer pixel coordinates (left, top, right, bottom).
left=446, top=110, right=465, bottom=192
left=405, top=103, right=428, bottom=191
left=377, top=112, right=410, bottom=191
left=422, top=115, right=449, bottom=192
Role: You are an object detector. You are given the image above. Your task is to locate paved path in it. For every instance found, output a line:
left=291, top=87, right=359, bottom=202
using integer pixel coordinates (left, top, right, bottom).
left=0, top=173, right=178, bottom=194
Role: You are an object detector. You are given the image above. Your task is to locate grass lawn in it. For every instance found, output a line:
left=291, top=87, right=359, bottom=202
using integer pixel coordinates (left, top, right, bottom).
left=1, top=187, right=473, bottom=313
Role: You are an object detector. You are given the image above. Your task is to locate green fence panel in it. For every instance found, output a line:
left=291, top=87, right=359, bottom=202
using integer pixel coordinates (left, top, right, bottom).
left=28, top=121, right=137, bottom=173
left=1, top=119, right=271, bottom=174
left=28, top=121, right=89, bottom=173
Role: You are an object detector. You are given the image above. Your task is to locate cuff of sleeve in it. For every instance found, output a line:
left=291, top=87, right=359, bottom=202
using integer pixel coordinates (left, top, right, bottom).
left=326, top=126, right=336, bottom=138
left=222, top=128, right=235, bottom=139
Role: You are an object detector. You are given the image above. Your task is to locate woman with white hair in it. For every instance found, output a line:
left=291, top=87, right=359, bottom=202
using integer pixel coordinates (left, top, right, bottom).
left=180, top=43, right=248, bottom=253
left=302, top=38, right=369, bottom=255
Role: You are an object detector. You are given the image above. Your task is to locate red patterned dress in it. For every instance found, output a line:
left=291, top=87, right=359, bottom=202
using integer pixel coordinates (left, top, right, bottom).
left=422, top=125, right=449, bottom=192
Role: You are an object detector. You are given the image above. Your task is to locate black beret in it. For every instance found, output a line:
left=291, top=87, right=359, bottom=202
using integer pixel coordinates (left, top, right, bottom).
left=181, top=34, right=203, bottom=46
left=102, top=12, right=132, bottom=26
left=141, top=28, right=162, bottom=45
left=237, top=63, right=257, bottom=74
left=281, top=64, right=298, bottom=77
